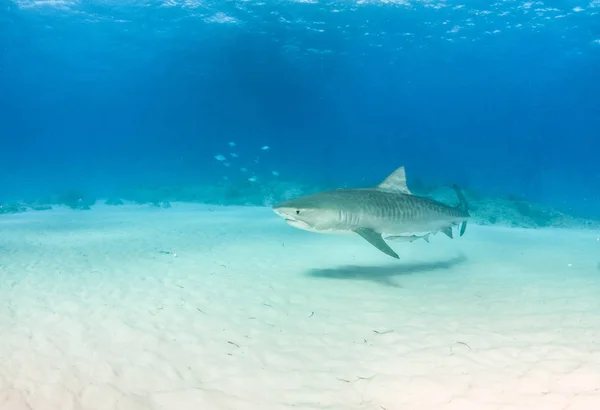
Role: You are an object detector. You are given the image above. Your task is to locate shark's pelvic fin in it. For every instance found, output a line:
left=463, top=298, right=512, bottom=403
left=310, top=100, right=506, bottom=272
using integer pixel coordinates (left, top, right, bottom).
left=441, top=226, right=453, bottom=239
left=354, top=228, right=399, bottom=259
left=376, top=166, right=412, bottom=195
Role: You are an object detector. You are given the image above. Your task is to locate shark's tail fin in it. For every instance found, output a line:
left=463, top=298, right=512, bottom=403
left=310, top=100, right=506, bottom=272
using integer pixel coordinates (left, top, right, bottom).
left=452, top=184, right=469, bottom=237
left=452, top=184, right=469, bottom=214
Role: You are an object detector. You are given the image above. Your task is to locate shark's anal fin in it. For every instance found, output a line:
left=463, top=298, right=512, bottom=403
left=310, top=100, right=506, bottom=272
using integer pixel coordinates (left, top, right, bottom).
left=441, top=226, right=453, bottom=239
left=354, top=228, right=399, bottom=259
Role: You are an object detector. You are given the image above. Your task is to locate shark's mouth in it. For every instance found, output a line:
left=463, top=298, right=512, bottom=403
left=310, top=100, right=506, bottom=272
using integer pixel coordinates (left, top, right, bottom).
left=285, top=218, right=308, bottom=228
left=283, top=217, right=320, bottom=232
left=273, top=209, right=301, bottom=224
left=274, top=208, right=320, bottom=233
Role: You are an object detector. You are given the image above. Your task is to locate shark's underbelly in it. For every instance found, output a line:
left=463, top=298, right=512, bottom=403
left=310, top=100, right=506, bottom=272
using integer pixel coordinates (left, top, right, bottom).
left=338, top=211, right=464, bottom=235
left=370, top=219, right=455, bottom=235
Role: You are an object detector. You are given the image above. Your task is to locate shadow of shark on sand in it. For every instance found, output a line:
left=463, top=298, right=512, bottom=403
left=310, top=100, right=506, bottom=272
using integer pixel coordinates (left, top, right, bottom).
left=305, top=253, right=468, bottom=287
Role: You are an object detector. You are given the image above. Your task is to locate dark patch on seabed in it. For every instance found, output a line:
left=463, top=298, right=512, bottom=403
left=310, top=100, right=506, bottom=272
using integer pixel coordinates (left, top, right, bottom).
left=306, top=254, right=467, bottom=287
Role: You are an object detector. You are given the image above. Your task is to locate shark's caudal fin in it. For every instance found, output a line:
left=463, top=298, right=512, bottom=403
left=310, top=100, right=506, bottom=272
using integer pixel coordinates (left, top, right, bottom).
left=376, top=166, right=412, bottom=195
left=452, top=184, right=469, bottom=237
left=452, top=184, right=469, bottom=214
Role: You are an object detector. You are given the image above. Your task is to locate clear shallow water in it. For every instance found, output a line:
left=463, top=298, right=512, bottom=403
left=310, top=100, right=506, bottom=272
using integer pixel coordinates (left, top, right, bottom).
left=2, top=1, right=600, bottom=409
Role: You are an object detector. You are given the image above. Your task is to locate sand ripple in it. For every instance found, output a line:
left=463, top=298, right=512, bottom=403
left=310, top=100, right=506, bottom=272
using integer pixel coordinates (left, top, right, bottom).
left=1, top=204, right=600, bottom=409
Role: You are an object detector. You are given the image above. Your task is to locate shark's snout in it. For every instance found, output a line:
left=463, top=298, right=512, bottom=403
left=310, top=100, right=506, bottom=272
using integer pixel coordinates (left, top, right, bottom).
left=272, top=203, right=292, bottom=215
left=273, top=206, right=298, bottom=220
left=272, top=202, right=319, bottom=232
left=272, top=207, right=289, bottom=219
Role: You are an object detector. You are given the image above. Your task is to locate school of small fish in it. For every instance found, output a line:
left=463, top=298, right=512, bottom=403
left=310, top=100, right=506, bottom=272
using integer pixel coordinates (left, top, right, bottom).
left=214, top=141, right=279, bottom=182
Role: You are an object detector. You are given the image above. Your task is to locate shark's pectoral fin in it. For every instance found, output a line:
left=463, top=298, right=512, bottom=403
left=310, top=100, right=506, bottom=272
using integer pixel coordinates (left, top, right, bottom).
left=441, top=226, right=453, bottom=239
left=459, top=220, right=467, bottom=236
left=354, top=228, right=399, bottom=259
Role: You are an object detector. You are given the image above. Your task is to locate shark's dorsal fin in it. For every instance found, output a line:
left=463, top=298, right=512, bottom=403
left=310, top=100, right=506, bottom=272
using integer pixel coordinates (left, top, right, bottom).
left=377, top=166, right=412, bottom=194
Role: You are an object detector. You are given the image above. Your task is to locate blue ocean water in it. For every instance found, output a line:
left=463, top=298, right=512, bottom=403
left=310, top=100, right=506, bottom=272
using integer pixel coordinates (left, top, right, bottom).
left=1, top=0, right=599, bottom=217
left=4, top=4, right=600, bottom=409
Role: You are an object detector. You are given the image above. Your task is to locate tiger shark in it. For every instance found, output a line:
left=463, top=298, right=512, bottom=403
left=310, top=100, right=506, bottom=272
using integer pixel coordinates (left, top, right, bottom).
left=272, top=166, right=469, bottom=259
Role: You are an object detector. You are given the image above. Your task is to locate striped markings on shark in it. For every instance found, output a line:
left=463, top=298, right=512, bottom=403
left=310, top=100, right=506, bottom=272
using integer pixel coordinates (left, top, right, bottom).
left=272, top=166, right=469, bottom=259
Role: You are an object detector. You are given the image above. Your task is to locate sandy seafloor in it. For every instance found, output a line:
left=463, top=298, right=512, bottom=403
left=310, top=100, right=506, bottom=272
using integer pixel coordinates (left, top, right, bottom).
left=1, top=203, right=600, bottom=410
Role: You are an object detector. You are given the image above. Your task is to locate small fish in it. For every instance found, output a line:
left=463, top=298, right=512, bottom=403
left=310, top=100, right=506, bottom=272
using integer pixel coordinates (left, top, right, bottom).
left=223, top=162, right=230, bottom=167
left=261, top=146, right=270, bottom=151
left=248, top=176, right=258, bottom=182
left=228, top=141, right=236, bottom=147
left=272, top=171, right=280, bottom=177
left=230, top=153, right=238, bottom=158
left=214, top=154, right=226, bottom=161
left=385, top=233, right=431, bottom=243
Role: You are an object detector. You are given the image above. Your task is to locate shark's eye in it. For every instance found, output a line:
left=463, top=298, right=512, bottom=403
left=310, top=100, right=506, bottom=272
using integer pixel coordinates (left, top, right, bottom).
left=296, top=210, right=300, bottom=215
